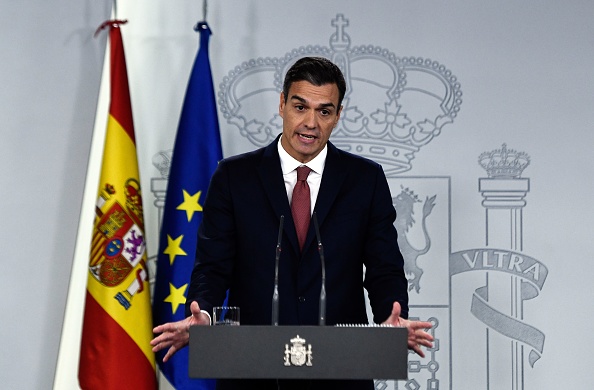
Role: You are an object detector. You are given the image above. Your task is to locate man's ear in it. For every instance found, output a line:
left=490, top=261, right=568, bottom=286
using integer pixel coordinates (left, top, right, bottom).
left=278, top=92, right=286, bottom=118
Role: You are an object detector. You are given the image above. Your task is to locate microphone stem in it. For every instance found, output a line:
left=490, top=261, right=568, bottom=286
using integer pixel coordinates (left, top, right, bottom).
left=272, top=286, right=279, bottom=326
left=319, top=280, right=326, bottom=326
left=272, top=215, right=284, bottom=326
left=313, top=212, right=327, bottom=326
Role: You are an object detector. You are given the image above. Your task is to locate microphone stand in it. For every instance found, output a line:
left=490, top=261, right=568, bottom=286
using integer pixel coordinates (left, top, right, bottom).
left=271, top=215, right=284, bottom=326
left=313, top=212, right=326, bottom=326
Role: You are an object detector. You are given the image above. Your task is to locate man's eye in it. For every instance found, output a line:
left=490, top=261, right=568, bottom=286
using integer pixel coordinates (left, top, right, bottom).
left=295, top=105, right=305, bottom=111
left=320, top=110, right=330, bottom=116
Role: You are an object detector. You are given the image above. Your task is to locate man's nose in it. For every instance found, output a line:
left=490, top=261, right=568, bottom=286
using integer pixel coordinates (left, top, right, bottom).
left=303, top=110, right=317, bottom=129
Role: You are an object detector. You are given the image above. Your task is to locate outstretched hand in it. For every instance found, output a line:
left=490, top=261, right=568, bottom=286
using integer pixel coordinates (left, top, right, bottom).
left=382, top=301, right=434, bottom=358
left=150, top=301, right=210, bottom=362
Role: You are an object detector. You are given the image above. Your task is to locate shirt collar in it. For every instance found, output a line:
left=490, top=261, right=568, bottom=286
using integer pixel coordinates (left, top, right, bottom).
left=278, top=135, right=327, bottom=175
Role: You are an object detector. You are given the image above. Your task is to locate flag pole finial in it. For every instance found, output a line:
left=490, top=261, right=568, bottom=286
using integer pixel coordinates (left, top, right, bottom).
left=94, top=19, right=128, bottom=38
left=194, top=21, right=210, bottom=33
left=194, top=0, right=209, bottom=33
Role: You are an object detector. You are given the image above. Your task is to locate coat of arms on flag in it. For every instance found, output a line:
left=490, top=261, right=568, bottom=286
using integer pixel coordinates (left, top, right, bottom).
left=90, top=179, right=148, bottom=309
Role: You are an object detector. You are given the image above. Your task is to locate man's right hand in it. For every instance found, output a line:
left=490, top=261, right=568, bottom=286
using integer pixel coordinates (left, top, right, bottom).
left=150, top=301, right=210, bottom=362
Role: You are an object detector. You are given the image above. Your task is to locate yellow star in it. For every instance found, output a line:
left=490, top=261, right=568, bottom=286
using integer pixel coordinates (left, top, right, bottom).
left=164, top=283, right=188, bottom=315
left=176, top=189, right=203, bottom=222
left=163, top=234, right=187, bottom=265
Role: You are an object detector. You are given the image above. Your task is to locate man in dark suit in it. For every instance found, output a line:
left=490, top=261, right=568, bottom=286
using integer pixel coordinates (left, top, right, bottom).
left=152, top=57, right=433, bottom=389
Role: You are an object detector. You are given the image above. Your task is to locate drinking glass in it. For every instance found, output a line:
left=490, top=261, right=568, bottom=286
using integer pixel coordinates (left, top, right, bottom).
left=213, top=306, right=240, bottom=326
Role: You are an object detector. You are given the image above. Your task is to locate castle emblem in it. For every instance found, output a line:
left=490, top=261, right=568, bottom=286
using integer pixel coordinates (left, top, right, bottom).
left=284, top=335, right=313, bottom=367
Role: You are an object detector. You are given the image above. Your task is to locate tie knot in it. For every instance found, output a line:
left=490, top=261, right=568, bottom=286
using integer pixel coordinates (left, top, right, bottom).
left=296, top=166, right=311, bottom=182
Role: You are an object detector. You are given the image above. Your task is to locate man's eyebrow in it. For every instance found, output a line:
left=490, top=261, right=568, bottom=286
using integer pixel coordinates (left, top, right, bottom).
left=290, top=94, right=336, bottom=110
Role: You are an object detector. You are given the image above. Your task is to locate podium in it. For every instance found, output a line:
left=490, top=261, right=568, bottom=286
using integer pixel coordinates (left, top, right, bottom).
left=189, top=325, right=408, bottom=380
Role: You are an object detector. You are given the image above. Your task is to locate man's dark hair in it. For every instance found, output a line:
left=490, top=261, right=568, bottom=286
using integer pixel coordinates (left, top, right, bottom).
left=282, top=57, right=347, bottom=107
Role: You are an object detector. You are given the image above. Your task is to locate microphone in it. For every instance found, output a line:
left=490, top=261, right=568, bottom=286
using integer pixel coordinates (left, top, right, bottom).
left=271, top=215, right=284, bottom=326
left=312, top=212, right=326, bottom=326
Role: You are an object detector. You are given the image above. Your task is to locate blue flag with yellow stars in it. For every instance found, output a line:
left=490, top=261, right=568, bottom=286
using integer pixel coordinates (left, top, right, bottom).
left=153, top=22, right=221, bottom=390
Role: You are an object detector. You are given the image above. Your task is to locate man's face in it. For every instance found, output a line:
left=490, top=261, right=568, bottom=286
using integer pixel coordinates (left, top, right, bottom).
left=279, top=80, right=342, bottom=163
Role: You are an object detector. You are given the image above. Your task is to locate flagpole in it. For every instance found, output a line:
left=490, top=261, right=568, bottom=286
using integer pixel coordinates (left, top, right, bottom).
left=53, top=17, right=112, bottom=390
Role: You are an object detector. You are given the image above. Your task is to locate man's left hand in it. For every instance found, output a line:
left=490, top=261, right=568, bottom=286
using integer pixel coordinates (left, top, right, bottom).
left=382, top=301, right=434, bottom=358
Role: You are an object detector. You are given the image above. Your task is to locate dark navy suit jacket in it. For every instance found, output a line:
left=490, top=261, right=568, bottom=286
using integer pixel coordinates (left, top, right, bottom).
left=186, top=137, right=408, bottom=326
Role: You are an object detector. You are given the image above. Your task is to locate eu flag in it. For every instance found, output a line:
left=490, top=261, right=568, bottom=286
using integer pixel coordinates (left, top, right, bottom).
left=153, top=22, right=221, bottom=390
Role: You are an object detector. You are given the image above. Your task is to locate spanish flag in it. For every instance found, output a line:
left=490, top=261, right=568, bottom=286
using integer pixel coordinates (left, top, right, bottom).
left=78, top=20, right=157, bottom=390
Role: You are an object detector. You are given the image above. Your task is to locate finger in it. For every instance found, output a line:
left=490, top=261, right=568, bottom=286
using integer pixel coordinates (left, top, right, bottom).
left=150, top=333, right=168, bottom=347
left=153, top=321, right=177, bottom=334
left=152, top=324, right=166, bottom=333
left=410, top=320, right=433, bottom=331
left=419, top=339, right=433, bottom=348
left=391, top=301, right=402, bottom=318
left=152, top=339, right=172, bottom=352
left=151, top=322, right=182, bottom=345
left=381, top=302, right=403, bottom=326
left=408, top=337, right=427, bottom=357
left=163, top=345, right=178, bottom=363
left=189, top=300, right=201, bottom=317
left=421, top=330, right=434, bottom=342
left=152, top=343, right=164, bottom=353
left=411, top=330, right=434, bottom=346
left=411, top=328, right=434, bottom=340
left=417, top=333, right=435, bottom=349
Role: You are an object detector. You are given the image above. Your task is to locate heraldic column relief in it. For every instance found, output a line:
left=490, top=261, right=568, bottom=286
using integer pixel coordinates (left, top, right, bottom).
left=451, top=144, right=547, bottom=390
left=479, top=144, right=530, bottom=390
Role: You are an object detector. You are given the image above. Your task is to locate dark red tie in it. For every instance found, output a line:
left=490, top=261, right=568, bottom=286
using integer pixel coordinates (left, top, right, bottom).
left=291, top=166, right=312, bottom=251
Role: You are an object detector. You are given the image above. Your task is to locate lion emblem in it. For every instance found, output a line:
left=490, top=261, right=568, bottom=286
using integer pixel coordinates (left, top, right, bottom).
left=394, top=187, right=436, bottom=293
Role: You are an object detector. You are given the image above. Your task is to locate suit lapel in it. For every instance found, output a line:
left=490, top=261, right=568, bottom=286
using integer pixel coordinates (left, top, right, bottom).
left=257, top=138, right=300, bottom=254
left=304, top=142, right=348, bottom=250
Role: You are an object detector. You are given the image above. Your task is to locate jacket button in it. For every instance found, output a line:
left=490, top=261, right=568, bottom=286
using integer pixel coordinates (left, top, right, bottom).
left=298, top=296, right=306, bottom=303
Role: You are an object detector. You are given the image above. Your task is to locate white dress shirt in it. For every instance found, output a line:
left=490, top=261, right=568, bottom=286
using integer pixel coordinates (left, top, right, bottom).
left=277, top=136, right=326, bottom=214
